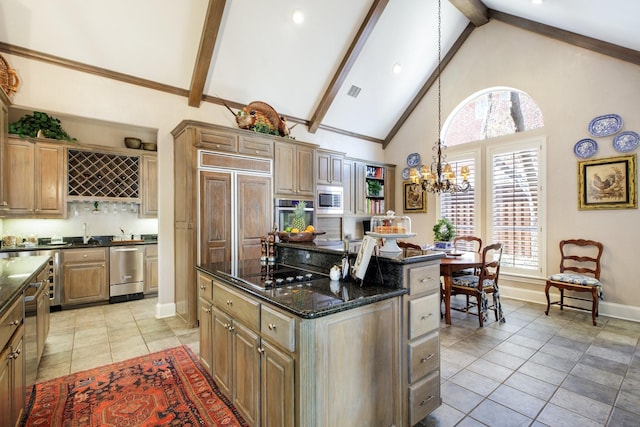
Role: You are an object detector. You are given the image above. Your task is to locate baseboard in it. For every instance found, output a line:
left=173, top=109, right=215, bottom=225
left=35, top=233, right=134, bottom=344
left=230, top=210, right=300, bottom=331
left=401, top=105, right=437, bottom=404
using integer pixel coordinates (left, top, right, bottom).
left=500, top=284, right=640, bottom=323
left=155, top=302, right=176, bottom=318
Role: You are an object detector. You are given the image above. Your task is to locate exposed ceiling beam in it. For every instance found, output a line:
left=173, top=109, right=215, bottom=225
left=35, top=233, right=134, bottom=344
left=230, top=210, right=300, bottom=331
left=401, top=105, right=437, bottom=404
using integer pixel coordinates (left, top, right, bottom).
left=449, top=0, right=489, bottom=26
left=188, top=0, right=227, bottom=107
left=491, top=10, right=640, bottom=66
left=383, top=23, right=476, bottom=148
left=307, top=0, right=390, bottom=134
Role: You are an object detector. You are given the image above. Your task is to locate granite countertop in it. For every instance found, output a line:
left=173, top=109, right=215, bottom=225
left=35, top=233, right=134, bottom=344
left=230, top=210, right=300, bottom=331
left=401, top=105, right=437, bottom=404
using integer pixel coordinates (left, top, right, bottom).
left=0, top=234, right=158, bottom=253
left=197, top=260, right=408, bottom=319
left=0, top=255, right=51, bottom=316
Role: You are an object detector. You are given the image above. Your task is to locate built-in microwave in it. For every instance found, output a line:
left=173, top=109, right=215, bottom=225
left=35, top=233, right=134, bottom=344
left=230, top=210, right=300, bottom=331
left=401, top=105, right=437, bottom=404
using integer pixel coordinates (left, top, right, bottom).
left=317, top=185, right=343, bottom=215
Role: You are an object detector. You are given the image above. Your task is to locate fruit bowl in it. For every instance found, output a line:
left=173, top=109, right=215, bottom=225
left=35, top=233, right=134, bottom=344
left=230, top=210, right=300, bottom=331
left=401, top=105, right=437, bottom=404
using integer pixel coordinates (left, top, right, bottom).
left=277, top=230, right=325, bottom=243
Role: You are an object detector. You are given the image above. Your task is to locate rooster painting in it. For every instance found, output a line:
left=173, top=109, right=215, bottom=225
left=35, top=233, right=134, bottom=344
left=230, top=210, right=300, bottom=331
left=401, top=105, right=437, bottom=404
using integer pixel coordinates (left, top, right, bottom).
left=588, top=167, right=625, bottom=201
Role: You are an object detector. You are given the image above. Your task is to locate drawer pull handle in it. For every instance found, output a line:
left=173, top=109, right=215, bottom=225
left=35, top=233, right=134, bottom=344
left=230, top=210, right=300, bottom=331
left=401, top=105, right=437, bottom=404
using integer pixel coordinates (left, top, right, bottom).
left=228, top=325, right=235, bottom=332
left=419, top=277, right=432, bottom=282
left=420, top=313, right=433, bottom=321
left=420, top=396, right=434, bottom=406
left=9, top=320, right=20, bottom=326
left=223, top=323, right=230, bottom=329
left=226, top=299, right=233, bottom=306
left=258, top=347, right=265, bottom=354
left=83, top=254, right=88, bottom=258
left=420, top=354, right=434, bottom=363
left=268, top=323, right=276, bottom=330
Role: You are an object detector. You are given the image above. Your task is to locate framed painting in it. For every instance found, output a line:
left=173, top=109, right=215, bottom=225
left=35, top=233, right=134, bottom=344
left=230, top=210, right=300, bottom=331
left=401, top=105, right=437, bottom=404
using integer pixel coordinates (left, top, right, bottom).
left=403, top=181, right=427, bottom=213
left=578, top=154, right=637, bottom=210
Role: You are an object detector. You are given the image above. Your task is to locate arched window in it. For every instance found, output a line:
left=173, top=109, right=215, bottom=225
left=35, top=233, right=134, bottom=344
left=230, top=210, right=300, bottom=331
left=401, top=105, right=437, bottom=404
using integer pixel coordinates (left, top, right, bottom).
left=438, top=87, right=546, bottom=277
left=443, top=87, right=543, bottom=146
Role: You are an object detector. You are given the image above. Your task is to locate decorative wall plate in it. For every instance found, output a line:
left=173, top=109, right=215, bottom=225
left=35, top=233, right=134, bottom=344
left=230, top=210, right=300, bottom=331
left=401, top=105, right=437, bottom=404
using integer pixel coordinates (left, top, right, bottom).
left=613, top=131, right=640, bottom=153
left=401, top=167, right=410, bottom=180
left=574, top=138, right=598, bottom=158
left=406, top=152, right=421, bottom=167
left=588, top=114, right=623, bottom=137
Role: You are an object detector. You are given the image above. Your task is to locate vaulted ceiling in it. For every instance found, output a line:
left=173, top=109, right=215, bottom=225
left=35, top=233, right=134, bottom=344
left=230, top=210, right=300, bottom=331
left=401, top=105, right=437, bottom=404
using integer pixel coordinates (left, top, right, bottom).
left=1, top=0, right=638, bottom=148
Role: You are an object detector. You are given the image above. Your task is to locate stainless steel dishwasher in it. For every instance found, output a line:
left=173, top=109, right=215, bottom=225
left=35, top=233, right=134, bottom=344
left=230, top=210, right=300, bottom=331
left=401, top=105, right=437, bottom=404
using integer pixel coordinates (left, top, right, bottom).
left=109, top=246, right=144, bottom=303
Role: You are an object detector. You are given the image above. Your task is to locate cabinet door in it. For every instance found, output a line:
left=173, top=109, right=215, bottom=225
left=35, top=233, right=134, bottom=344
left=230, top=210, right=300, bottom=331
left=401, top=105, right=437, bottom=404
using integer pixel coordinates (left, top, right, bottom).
left=4, top=138, right=34, bottom=214
left=233, top=321, right=260, bottom=426
left=354, top=162, right=367, bottom=215
left=34, top=142, right=65, bottom=216
left=342, top=161, right=353, bottom=214
left=0, top=96, right=8, bottom=211
left=296, top=145, right=315, bottom=197
left=261, top=339, right=295, bottom=427
left=200, top=171, right=232, bottom=264
left=10, top=332, right=24, bottom=426
left=237, top=174, right=272, bottom=262
left=316, top=151, right=331, bottom=185
left=62, top=262, right=108, bottom=305
left=144, top=245, right=158, bottom=294
left=0, top=345, right=11, bottom=427
left=330, top=155, right=343, bottom=185
left=199, top=298, right=213, bottom=373
left=140, top=155, right=158, bottom=218
left=274, top=142, right=296, bottom=195
left=211, top=306, right=233, bottom=399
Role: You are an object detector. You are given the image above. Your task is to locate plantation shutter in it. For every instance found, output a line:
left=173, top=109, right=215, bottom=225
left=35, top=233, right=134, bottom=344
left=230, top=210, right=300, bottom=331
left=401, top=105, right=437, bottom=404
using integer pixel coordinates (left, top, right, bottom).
left=440, top=158, right=476, bottom=245
left=491, top=147, right=540, bottom=271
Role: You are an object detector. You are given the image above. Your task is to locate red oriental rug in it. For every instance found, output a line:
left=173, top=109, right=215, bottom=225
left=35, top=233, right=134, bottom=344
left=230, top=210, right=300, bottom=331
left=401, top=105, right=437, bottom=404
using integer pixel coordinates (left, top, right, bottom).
left=23, top=345, right=248, bottom=427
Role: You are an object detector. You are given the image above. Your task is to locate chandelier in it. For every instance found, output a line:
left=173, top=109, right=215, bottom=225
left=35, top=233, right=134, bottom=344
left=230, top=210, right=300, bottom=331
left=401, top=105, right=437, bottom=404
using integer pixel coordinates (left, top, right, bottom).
left=409, top=0, right=470, bottom=194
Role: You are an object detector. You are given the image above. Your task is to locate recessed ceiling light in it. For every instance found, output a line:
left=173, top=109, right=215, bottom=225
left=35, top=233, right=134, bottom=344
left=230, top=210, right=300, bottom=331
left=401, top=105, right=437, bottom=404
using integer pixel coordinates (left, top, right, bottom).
left=392, top=63, right=402, bottom=74
left=292, top=10, right=304, bottom=24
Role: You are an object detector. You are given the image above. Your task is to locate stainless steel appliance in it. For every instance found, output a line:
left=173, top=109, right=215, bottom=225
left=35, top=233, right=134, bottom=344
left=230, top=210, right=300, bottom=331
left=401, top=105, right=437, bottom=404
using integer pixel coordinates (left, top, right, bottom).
left=275, top=198, right=314, bottom=231
left=316, top=185, right=343, bottom=215
left=109, top=246, right=144, bottom=303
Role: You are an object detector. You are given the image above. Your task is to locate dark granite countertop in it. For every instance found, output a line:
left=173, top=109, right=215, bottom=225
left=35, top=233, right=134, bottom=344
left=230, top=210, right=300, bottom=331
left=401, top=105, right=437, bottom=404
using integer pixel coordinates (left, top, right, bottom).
left=0, top=234, right=157, bottom=254
left=0, top=255, right=50, bottom=316
left=196, top=260, right=408, bottom=319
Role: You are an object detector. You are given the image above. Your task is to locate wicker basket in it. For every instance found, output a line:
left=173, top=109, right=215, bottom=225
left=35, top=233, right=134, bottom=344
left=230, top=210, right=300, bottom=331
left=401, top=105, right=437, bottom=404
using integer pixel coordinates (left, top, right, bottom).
left=0, top=54, right=20, bottom=97
left=277, top=231, right=325, bottom=243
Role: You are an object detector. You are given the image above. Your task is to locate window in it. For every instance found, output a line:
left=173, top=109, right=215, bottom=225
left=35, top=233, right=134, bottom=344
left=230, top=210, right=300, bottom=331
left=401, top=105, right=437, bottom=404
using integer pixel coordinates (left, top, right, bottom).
left=488, top=140, right=544, bottom=276
left=439, top=153, right=479, bottom=244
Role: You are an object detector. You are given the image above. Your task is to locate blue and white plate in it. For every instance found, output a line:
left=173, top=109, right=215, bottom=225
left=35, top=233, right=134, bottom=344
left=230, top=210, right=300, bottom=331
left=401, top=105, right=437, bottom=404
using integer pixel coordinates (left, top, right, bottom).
left=588, top=114, right=623, bottom=137
left=401, top=167, right=411, bottom=180
left=407, top=152, right=421, bottom=167
left=613, top=131, right=640, bottom=153
left=574, top=138, right=598, bottom=158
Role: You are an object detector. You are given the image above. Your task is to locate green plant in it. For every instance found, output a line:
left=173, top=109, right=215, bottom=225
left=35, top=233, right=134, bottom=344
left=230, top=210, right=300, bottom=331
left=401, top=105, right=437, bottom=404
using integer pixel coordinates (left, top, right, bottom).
left=433, top=218, right=456, bottom=242
left=368, top=180, right=383, bottom=196
left=8, top=111, right=77, bottom=141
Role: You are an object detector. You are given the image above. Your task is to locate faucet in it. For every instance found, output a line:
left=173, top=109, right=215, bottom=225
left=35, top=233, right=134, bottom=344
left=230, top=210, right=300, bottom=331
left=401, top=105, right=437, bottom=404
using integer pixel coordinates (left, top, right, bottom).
left=83, top=222, right=91, bottom=244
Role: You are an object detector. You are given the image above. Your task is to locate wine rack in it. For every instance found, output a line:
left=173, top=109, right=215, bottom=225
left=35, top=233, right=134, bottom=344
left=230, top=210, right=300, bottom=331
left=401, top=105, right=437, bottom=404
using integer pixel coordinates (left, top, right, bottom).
left=67, top=149, right=140, bottom=200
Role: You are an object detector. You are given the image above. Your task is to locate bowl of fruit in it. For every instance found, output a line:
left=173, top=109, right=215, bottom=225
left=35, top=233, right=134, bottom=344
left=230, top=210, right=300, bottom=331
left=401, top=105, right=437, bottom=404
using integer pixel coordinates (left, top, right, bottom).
left=277, top=225, right=325, bottom=243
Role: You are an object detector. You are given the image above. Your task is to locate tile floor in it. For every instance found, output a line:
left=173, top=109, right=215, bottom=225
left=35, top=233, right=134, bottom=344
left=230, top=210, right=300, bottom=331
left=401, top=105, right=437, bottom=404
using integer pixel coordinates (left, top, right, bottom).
left=35, top=297, right=199, bottom=383
left=421, top=296, right=640, bottom=427
left=36, top=296, right=640, bottom=427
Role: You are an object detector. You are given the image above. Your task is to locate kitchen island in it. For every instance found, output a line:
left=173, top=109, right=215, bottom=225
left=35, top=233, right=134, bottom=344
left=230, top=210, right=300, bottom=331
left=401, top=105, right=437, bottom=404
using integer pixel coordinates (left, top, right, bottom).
left=0, top=255, right=51, bottom=427
left=197, top=242, right=444, bottom=426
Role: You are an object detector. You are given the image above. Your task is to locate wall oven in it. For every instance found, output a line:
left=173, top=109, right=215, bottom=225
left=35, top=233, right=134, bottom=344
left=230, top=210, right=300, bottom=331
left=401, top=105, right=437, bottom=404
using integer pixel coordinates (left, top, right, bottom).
left=275, top=198, right=314, bottom=231
left=316, top=185, right=343, bottom=215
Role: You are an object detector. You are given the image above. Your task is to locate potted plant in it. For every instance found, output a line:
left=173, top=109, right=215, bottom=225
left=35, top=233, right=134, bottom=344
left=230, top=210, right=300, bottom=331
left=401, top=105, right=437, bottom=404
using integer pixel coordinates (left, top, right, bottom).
left=8, top=111, right=77, bottom=141
left=433, top=217, right=455, bottom=249
left=367, top=180, right=383, bottom=197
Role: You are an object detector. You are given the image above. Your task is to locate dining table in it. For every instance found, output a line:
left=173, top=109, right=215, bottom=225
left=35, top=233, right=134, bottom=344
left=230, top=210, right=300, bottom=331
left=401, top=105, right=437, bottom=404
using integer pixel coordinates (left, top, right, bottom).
left=440, top=251, right=483, bottom=325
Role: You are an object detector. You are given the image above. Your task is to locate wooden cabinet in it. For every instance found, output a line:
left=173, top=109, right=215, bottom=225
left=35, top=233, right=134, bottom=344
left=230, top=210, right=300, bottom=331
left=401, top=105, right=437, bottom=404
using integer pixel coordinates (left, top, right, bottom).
left=61, top=248, right=108, bottom=306
left=3, top=137, right=66, bottom=218
left=349, top=159, right=395, bottom=216
left=197, top=271, right=214, bottom=372
left=342, top=160, right=353, bottom=215
left=144, top=244, right=158, bottom=294
left=316, top=149, right=344, bottom=185
left=401, top=261, right=441, bottom=425
left=140, top=154, right=158, bottom=217
left=0, top=89, right=9, bottom=213
left=198, top=270, right=401, bottom=426
left=274, top=141, right=316, bottom=197
left=0, top=297, right=25, bottom=427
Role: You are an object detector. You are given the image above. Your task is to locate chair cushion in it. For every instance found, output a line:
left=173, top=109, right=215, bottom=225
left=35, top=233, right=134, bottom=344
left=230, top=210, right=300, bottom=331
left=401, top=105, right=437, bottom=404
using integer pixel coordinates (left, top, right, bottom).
left=452, top=275, right=496, bottom=289
left=547, top=273, right=600, bottom=286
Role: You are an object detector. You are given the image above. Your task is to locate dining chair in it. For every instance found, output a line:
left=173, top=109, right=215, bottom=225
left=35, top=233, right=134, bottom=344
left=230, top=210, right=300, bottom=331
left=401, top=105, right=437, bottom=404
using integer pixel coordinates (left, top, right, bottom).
left=397, top=241, right=422, bottom=257
left=545, top=239, right=603, bottom=326
left=452, top=235, right=482, bottom=254
left=450, top=242, right=504, bottom=327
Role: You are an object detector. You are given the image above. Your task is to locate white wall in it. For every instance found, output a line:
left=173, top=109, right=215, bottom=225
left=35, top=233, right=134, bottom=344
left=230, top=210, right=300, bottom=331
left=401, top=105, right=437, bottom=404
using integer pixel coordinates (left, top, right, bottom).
left=386, top=20, right=640, bottom=318
left=3, top=52, right=383, bottom=317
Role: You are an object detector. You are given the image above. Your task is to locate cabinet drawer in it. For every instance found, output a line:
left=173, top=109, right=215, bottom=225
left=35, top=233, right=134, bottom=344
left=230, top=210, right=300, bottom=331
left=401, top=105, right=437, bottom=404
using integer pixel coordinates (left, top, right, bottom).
left=0, top=297, right=22, bottom=349
left=145, top=244, right=158, bottom=257
left=408, top=293, right=440, bottom=339
left=62, top=247, right=107, bottom=263
left=199, top=129, right=238, bottom=153
left=408, top=331, right=439, bottom=383
left=198, top=272, right=214, bottom=302
left=239, top=136, right=273, bottom=158
left=409, top=370, right=440, bottom=426
left=408, top=264, right=440, bottom=295
left=261, top=305, right=295, bottom=352
left=213, top=282, right=260, bottom=331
